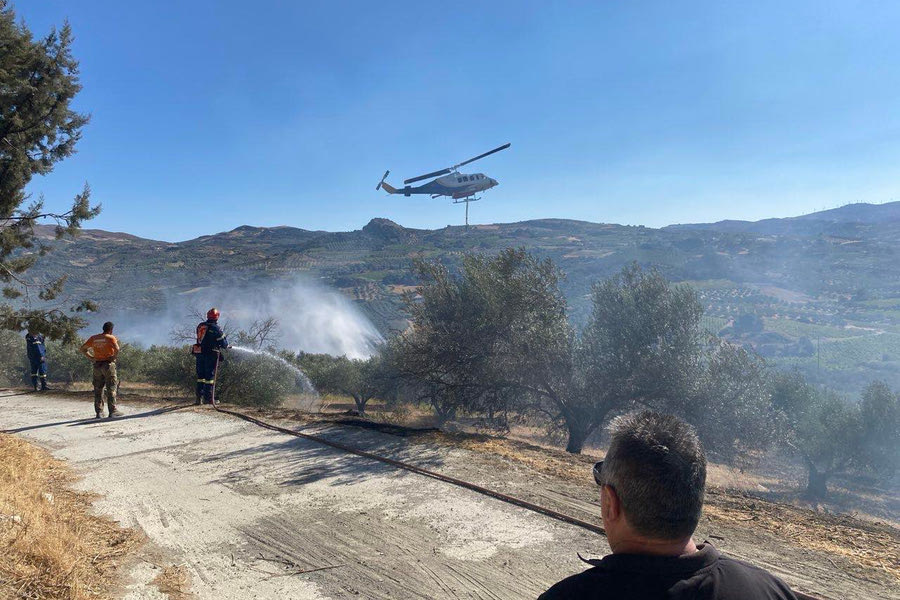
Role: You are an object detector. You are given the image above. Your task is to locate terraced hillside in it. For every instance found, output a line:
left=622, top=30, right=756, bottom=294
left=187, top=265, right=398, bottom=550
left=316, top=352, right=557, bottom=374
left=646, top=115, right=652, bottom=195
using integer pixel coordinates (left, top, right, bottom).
left=22, top=202, right=900, bottom=393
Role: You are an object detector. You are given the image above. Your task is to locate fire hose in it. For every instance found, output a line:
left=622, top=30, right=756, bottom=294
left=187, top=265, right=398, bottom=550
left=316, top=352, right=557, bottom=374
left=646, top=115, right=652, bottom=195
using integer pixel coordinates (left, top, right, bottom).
left=207, top=402, right=823, bottom=600
left=208, top=350, right=606, bottom=533
left=212, top=402, right=606, bottom=536
left=202, top=356, right=824, bottom=600
left=212, top=405, right=825, bottom=600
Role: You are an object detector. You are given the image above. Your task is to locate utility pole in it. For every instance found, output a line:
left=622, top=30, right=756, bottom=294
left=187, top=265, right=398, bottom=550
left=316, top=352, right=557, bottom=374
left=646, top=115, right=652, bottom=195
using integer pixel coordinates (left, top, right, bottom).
left=817, top=335, right=820, bottom=375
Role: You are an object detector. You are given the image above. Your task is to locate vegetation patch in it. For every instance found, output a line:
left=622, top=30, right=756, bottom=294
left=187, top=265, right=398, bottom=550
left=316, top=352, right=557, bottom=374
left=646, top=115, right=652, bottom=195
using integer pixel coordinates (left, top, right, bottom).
left=704, top=491, right=899, bottom=586
left=151, top=564, right=192, bottom=599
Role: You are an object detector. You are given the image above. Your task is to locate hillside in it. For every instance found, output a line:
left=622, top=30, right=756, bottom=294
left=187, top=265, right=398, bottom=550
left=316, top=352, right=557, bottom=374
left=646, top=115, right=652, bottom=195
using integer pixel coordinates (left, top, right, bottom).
left=22, top=204, right=900, bottom=394
left=666, top=201, right=900, bottom=236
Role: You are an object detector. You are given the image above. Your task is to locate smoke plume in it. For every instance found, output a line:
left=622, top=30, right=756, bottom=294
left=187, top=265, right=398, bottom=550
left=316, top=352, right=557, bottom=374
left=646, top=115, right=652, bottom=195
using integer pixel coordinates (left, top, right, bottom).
left=94, top=277, right=383, bottom=359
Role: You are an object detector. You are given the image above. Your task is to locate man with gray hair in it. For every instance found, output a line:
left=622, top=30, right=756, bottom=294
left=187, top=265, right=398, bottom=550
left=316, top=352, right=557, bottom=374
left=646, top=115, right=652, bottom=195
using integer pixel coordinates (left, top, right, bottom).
left=539, top=411, right=799, bottom=599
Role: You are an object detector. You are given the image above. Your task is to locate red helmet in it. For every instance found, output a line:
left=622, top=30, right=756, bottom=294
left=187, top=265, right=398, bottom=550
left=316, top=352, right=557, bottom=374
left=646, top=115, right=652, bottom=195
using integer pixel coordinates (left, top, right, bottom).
left=207, top=308, right=220, bottom=321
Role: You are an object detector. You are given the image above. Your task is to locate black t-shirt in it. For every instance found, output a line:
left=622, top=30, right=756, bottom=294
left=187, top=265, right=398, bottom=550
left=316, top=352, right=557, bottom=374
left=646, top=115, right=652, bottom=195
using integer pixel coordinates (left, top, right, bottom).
left=539, top=544, right=798, bottom=600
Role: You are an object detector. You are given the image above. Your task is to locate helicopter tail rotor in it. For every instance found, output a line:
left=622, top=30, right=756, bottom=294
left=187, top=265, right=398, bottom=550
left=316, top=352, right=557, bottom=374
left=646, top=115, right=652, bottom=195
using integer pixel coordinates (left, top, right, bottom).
left=377, top=171, right=400, bottom=194
left=376, top=170, right=391, bottom=192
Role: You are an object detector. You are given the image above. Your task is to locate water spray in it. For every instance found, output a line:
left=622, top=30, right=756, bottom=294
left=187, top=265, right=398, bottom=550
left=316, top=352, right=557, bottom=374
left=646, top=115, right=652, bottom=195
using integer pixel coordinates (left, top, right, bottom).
left=228, top=346, right=319, bottom=397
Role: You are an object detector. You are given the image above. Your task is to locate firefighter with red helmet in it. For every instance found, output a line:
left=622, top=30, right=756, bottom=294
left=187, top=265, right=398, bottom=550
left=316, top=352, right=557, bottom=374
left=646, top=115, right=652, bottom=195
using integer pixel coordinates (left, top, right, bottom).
left=193, top=308, right=229, bottom=405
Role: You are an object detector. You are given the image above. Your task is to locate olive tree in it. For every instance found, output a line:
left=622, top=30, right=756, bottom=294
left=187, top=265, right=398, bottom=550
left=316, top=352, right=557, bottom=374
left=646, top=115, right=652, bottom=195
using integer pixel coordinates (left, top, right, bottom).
left=300, top=352, right=389, bottom=416
left=393, top=251, right=779, bottom=454
left=687, top=339, right=778, bottom=465
left=574, top=264, right=705, bottom=452
left=391, top=248, right=577, bottom=430
left=772, top=373, right=899, bottom=499
left=857, top=381, right=900, bottom=478
left=393, top=253, right=714, bottom=453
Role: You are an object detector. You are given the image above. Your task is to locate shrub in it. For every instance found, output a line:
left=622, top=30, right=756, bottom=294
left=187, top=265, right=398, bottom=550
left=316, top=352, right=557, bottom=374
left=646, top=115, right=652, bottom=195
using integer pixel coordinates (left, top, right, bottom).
left=0, top=330, right=29, bottom=386
left=141, top=346, right=194, bottom=391
left=44, top=340, right=91, bottom=384
left=215, top=352, right=298, bottom=407
left=114, top=344, right=152, bottom=383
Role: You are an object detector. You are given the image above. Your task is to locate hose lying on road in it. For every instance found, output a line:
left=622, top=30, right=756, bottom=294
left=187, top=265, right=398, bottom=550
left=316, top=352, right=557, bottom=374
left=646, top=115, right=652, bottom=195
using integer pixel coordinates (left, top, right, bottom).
left=212, top=403, right=606, bottom=536
left=212, top=404, right=825, bottom=600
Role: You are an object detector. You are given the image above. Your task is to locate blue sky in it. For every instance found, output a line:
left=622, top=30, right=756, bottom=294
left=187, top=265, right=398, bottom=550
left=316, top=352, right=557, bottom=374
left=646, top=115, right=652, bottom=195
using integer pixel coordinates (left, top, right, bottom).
left=17, top=1, right=900, bottom=241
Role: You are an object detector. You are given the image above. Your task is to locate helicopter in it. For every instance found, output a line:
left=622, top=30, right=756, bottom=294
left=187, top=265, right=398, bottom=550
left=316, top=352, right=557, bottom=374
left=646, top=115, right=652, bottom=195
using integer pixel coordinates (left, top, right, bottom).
left=376, top=143, right=510, bottom=226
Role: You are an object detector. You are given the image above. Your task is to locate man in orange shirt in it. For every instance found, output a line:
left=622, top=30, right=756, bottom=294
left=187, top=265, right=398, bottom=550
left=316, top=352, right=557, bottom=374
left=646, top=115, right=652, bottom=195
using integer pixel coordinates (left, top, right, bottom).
left=80, top=321, right=122, bottom=418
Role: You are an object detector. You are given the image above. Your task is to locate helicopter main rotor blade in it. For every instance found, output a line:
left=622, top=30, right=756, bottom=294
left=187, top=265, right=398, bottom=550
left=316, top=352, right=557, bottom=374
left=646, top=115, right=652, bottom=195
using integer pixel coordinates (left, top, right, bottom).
left=402, top=143, right=510, bottom=185
left=453, top=142, right=510, bottom=170
left=404, top=168, right=452, bottom=185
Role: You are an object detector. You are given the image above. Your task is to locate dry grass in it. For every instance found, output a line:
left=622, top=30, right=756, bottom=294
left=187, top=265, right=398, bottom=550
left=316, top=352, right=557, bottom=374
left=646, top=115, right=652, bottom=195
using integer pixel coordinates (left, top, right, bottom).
left=447, top=433, right=600, bottom=482
left=151, top=565, right=192, bottom=599
left=0, top=433, right=142, bottom=599
left=704, top=490, right=900, bottom=586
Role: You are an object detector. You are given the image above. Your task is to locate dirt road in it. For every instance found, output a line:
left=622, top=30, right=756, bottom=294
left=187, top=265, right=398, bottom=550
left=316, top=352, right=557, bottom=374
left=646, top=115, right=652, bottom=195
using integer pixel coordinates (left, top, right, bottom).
left=1, top=393, right=894, bottom=599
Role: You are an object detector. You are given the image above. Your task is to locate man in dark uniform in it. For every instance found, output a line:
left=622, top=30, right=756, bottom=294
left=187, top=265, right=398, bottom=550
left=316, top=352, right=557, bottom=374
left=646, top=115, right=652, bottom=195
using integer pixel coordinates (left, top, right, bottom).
left=194, top=308, right=229, bottom=405
left=25, top=329, right=48, bottom=391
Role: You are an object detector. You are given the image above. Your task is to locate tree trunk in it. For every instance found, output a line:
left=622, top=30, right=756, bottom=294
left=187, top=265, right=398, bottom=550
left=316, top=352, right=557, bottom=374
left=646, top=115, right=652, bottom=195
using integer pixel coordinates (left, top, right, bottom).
left=432, top=400, right=456, bottom=427
left=565, top=422, right=589, bottom=454
left=804, top=466, right=830, bottom=500
left=353, top=395, right=368, bottom=416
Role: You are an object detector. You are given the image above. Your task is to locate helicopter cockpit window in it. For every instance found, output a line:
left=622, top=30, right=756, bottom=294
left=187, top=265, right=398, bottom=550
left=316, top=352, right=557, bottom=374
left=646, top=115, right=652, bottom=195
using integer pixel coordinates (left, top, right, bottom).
left=457, top=178, right=462, bottom=183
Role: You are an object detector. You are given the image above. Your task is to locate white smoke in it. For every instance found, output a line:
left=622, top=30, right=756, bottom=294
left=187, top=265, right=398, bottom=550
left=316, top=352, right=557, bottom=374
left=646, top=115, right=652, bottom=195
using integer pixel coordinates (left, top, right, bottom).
left=102, top=277, right=383, bottom=359
left=206, top=279, right=383, bottom=359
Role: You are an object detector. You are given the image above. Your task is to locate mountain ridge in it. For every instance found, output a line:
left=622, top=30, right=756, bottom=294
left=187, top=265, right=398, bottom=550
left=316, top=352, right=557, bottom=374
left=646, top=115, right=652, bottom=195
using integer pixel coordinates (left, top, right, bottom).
left=32, top=201, right=899, bottom=247
left=665, top=201, right=900, bottom=235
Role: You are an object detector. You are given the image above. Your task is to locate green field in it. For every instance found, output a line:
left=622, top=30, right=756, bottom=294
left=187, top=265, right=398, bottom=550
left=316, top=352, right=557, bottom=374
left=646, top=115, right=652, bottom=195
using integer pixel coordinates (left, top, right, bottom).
left=762, top=318, right=865, bottom=340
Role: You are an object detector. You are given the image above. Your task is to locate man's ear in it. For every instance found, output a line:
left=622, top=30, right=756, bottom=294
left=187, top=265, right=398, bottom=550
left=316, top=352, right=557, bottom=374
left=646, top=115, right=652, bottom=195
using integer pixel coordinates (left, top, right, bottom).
left=601, top=485, right=621, bottom=522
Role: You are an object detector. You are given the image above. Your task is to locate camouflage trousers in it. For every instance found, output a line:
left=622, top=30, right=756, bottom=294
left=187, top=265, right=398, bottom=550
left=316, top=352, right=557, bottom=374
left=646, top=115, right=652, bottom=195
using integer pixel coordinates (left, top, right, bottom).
left=93, top=361, right=118, bottom=415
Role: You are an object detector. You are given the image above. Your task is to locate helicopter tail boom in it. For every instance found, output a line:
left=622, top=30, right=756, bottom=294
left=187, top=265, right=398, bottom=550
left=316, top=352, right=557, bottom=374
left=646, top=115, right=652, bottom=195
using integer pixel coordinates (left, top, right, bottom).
left=379, top=180, right=399, bottom=194
left=376, top=170, right=398, bottom=194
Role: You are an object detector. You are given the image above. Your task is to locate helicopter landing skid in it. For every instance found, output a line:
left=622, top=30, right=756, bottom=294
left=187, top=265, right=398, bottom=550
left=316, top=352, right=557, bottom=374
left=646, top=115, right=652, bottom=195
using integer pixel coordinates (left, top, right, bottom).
left=452, top=196, right=480, bottom=228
